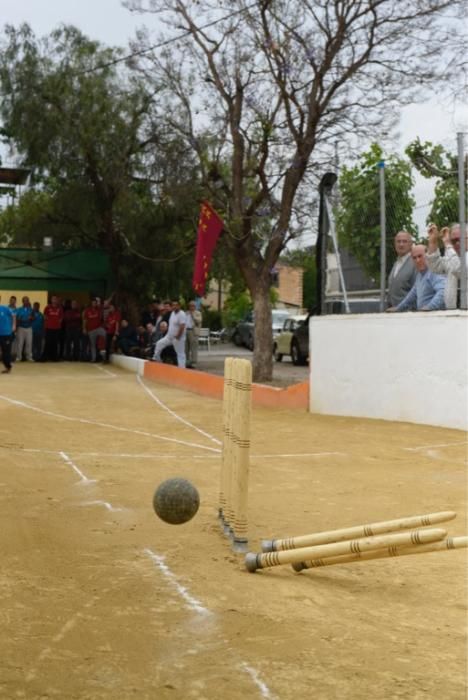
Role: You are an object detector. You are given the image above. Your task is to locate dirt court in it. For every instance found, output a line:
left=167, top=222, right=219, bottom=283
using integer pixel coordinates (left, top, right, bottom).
left=0, top=362, right=466, bottom=700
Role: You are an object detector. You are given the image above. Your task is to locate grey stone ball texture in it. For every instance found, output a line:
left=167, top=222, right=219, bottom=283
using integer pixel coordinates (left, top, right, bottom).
left=153, top=478, right=200, bottom=525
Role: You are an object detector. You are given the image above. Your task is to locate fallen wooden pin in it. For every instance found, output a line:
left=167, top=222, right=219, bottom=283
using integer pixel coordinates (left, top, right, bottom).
left=245, top=528, right=447, bottom=573
left=260, top=511, right=456, bottom=553
left=292, top=535, right=468, bottom=572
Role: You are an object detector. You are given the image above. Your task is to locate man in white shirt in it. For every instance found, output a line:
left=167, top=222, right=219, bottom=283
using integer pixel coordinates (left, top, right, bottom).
left=427, top=223, right=468, bottom=309
left=152, top=299, right=187, bottom=368
left=387, top=231, right=416, bottom=307
left=185, top=300, right=202, bottom=369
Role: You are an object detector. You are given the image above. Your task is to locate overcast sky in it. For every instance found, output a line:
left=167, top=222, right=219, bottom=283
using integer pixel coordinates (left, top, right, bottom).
left=1, top=0, right=466, bottom=233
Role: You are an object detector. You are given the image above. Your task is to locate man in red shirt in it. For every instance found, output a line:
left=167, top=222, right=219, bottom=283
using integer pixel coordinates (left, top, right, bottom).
left=83, top=297, right=106, bottom=362
left=104, top=303, right=121, bottom=363
left=43, top=295, right=64, bottom=361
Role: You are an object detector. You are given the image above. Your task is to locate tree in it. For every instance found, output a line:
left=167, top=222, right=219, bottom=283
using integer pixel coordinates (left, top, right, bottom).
left=125, top=0, right=464, bottom=381
left=337, top=144, right=416, bottom=280
left=0, top=24, right=201, bottom=313
left=406, top=138, right=463, bottom=227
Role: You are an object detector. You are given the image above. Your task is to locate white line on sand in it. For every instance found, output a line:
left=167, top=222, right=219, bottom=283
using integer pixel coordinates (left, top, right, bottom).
left=81, top=500, right=123, bottom=512
left=59, top=451, right=95, bottom=484
left=144, top=548, right=210, bottom=615
left=404, top=441, right=467, bottom=452
left=143, top=549, right=276, bottom=698
left=0, top=394, right=221, bottom=454
left=94, top=364, right=117, bottom=378
left=240, top=662, right=277, bottom=699
left=252, top=451, right=346, bottom=458
left=137, top=375, right=222, bottom=445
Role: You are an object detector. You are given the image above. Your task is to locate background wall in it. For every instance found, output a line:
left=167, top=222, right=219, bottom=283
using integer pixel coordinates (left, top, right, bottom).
left=309, top=311, right=468, bottom=431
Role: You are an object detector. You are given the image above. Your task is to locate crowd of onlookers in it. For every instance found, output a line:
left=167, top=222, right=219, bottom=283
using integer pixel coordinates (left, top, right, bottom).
left=386, top=222, right=468, bottom=312
left=0, top=222, right=466, bottom=375
left=0, top=296, right=202, bottom=374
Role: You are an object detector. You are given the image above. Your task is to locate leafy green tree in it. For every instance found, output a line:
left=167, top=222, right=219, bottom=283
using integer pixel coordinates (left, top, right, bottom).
left=337, top=144, right=416, bottom=281
left=406, top=138, right=462, bottom=227
left=127, top=0, right=461, bottom=381
left=0, top=24, right=201, bottom=313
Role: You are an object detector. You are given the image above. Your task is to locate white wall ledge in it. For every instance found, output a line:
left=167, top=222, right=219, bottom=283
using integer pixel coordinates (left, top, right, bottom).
left=309, top=311, right=468, bottom=430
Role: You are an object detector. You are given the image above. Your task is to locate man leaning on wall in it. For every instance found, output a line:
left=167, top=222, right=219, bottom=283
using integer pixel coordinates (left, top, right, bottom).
left=387, top=231, right=417, bottom=307
left=387, top=244, right=446, bottom=312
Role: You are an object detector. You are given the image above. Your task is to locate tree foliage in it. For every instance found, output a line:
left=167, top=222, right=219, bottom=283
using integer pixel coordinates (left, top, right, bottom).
left=125, top=0, right=464, bottom=381
left=337, top=144, right=416, bottom=280
left=0, top=24, right=201, bottom=312
left=406, top=138, right=462, bottom=227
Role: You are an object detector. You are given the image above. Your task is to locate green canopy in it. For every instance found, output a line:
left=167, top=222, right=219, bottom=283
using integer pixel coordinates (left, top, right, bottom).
left=0, top=248, right=112, bottom=295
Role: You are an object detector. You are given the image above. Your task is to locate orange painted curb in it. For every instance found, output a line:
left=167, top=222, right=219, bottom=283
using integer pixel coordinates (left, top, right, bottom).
left=143, top=362, right=309, bottom=410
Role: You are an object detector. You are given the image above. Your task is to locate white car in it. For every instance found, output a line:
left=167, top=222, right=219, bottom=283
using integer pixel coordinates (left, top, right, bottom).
left=273, top=315, right=307, bottom=362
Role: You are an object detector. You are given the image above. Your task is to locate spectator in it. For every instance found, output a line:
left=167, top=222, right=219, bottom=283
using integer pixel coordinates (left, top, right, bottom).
left=152, top=299, right=187, bottom=368
left=141, top=301, right=159, bottom=327
left=8, top=296, right=17, bottom=361
left=15, top=296, right=34, bottom=361
left=185, top=300, right=202, bottom=369
left=0, top=295, right=16, bottom=374
left=161, top=300, right=172, bottom=324
left=388, top=244, right=446, bottom=312
left=31, top=302, right=44, bottom=361
left=43, top=295, right=64, bottom=361
left=64, top=300, right=82, bottom=361
left=117, top=319, right=139, bottom=356
left=83, top=297, right=106, bottom=362
left=104, top=303, right=121, bottom=363
left=427, top=223, right=468, bottom=309
left=387, top=231, right=416, bottom=307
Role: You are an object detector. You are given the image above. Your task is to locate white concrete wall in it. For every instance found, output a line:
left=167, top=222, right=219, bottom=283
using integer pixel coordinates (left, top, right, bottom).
left=309, top=311, right=468, bottom=431
left=111, top=354, right=146, bottom=376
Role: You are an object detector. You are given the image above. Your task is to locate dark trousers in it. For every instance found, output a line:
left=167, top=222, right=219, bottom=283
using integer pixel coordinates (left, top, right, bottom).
left=65, top=327, right=81, bottom=361
left=32, top=331, right=43, bottom=361
left=105, top=333, right=115, bottom=361
left=43, top=329, right=61, bottom=361
left=0, top=335, right=13, bottom=370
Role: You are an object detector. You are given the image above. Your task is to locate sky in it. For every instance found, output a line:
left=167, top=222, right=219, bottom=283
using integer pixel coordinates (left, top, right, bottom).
left=1, top=0, right=466, bottom=235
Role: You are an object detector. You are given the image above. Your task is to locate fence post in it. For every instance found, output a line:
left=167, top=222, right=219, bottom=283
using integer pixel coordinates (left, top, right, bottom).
left=379, top=160, right=386, bottom=312
left=457, top=133, right=467, bottom=310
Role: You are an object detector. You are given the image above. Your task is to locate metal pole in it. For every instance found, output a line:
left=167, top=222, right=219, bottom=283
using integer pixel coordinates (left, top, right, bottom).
left=379, top=160, right=386, bottom=312
left=457, top=133, right=467, bottom=310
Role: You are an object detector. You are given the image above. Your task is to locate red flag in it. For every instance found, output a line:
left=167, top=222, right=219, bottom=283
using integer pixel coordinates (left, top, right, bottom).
left=192, top=201, right=224, bottom=296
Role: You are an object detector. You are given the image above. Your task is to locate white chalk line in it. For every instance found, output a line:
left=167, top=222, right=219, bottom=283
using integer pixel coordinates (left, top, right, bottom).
left=241, top=662, right=277, bottom=700
left=0, top=445, right=344, bottom=462
left=0, top=393, right=221, bottom=454
left=143, top=548, right=275, bottom=698
left=94, top=364, right=117, bottom=378
left=144, top=548, right=210, bottom=615
left=59, top=451, right=95, bottom=485
left=81, top=500, right=124, bottom=512
left=404, top=441, right=467, bottom=452
left=137, top=375, right=222, bottom=446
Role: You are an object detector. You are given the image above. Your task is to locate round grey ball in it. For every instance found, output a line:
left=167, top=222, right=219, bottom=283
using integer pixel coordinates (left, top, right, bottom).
left=153, top=478, right=200, bottom=525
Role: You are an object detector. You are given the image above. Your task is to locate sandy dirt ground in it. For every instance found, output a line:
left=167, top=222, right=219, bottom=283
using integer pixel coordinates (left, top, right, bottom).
left=0, top=362, right=466, bottom=700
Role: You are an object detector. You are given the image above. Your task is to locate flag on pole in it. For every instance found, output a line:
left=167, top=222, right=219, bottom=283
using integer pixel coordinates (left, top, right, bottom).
left=192, top=201, right=224, bottom=296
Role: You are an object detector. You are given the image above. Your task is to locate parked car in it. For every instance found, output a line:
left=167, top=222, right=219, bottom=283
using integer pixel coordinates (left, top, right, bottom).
left=288, top=298, right=382, bottom=366
left=231, top=309, right=292, bottom=351
left=273, top=315, right=307, bottom=362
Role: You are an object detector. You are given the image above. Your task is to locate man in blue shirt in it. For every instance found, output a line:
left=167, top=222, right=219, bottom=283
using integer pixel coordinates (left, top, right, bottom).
left=16, top=295, right=34, bottom=361
left=0, top=296, right=16, bottom=374
left=388, top=245, right=446, bottom=312
left=31, top=302, right=44, bottom=361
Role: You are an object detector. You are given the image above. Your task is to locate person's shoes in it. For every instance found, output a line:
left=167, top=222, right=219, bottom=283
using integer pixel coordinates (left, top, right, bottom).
left=2, top=368, right=11, bottom=374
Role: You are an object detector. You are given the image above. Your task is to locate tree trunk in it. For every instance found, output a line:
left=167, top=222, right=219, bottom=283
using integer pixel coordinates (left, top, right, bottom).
left=251, top=275, right=273, bottom=383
